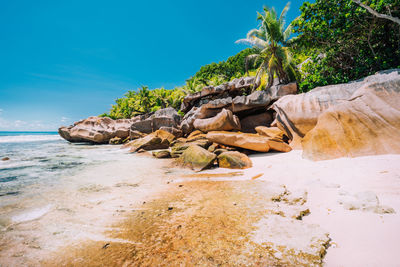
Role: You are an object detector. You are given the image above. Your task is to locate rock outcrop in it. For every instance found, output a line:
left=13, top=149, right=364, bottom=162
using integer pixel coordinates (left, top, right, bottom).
left=255, top=126, right=287, bottom=142
left=177, top=145, right=217, bottom=172
left=206, top=131, right=292, bottom=153
left=302, top=78, right=400, bottom=160
left=270, top=69, right=400, bottom=148
left=127, top=130, right=176, bottom=152
left=58, top=117, right=133, bottom=144
left=217, top=151, right=252, bottom=169
left=193, top=109, right=241, bottom=132
left=180, top=82, right=297, bottom=135
left=181, top=77, right=256, bottom=113
left=240, top=112, right=273, bottom=133
left=130, top=108, right=181, bottom=134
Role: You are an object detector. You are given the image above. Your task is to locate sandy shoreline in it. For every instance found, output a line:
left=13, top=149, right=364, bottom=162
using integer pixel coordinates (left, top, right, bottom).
left=1, top=149, right=400, bottom=266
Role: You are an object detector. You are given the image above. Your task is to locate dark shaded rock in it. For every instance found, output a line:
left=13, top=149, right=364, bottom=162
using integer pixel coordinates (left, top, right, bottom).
left=193, top=109, right=241, bottom=132
left=214, top=148, right=229, bottom=155
left=240, top=112, right=273, bottom=133
left=177, top=145, right=217, bottom=172
left=130, top=108, right=181, bottom=134
left=159, top=126, right=183, bottom=138
left=58, top=117, right=134, bottom=144
left=217, top=151, right=252, bottom=169
left=2, top=157, right=10, bottom=161
left=152, top=150, right=171, bottom=158
left=181, top=77, right=255, bottom=113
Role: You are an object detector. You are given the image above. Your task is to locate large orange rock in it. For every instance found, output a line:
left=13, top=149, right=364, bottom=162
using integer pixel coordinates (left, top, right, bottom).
left=270, top=70, right=400, bottom=148
left=127, top=130, right=176, bottom=152
left=193, top=109, right=241, bottom=132
left=302, top=79, right=400, bottom=160
left=206, top=131, right=291, bottom=152
left=255, top=126, right=286, bottom=142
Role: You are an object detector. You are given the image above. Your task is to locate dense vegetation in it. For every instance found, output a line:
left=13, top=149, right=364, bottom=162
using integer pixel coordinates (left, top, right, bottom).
left=104, top=0, right=400, bottom=118
left=293, top=0, right=400, bottom=91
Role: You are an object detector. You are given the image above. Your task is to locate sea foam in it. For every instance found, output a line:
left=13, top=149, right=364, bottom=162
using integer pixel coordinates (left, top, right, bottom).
left=0, top=135, right=61, bottom=143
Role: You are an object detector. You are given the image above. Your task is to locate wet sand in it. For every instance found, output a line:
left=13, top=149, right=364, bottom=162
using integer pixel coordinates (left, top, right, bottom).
left=1, top=150, right=400, bottom=266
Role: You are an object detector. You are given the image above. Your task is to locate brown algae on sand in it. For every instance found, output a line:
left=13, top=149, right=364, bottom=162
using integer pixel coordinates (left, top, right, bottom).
left=44, top=180, right=329, bottom=266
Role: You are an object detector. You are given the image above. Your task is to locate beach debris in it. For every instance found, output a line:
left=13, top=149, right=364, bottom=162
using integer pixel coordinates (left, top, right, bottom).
left=102, top=243, right=110, bottom=249
left=251, top=173, right=263, bottom=180
left=217, top=151, right=252, bottom=169
left=338, top=191, right=395, bottom=214
left=1, top=157, right=10, bottom=161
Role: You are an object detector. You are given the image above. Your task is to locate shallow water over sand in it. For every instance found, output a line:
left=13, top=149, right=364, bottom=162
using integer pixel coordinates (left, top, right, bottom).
left=0, top=134, right=182, bottom=266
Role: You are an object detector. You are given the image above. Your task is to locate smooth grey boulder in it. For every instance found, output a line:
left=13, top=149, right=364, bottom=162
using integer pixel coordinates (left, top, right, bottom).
left=58, top=116, right=134, bottom=144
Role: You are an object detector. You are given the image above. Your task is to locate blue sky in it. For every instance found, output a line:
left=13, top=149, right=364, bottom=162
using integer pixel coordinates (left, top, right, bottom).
left=0, top=0, right=306, bottom=131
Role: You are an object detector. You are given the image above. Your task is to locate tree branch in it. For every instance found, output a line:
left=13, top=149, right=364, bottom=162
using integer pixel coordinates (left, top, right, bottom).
left=352, top=0, right=400, bottom=25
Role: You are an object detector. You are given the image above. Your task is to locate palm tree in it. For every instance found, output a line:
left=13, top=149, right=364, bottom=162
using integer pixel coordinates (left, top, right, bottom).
left=137, top=86, right=153, bottom=113
left=236, top=2, right=296, bottom=90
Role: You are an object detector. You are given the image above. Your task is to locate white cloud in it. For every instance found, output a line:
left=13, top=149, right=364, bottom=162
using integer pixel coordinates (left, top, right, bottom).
left=61, top=116, right=70, bottom=123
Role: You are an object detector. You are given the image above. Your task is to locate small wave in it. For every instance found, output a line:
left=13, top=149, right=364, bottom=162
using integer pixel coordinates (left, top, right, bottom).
left=0, top=135, right=61, bottom=143
left=0, top=176, right=18, bottom=183
left=12, top=204, right=53, bottom=223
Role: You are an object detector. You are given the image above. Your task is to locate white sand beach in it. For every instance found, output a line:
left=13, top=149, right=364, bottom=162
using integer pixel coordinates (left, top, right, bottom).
left=1, top=148, right=399, bottom=266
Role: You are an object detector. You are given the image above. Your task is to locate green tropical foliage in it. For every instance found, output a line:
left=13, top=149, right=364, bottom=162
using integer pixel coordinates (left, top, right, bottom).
left=107, top=86, right=186, bottom=119
left=236, top=2, right=297, bottom=90
left=293, top=0, right=400, bottom=91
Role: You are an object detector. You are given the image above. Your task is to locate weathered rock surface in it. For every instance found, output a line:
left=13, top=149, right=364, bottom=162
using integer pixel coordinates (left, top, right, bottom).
left=255, top=126, right=287, bottom=142
left=193, top=109, right=241, bottom=132
left=130, top=108, right=181, bottom=134
left=240, top=112, right=273, bottom=133
left=170, top=138, right=212, bottom=158
left=181, top=77, right=256, bottom=113
left=217, top=151, right=252, bottom=169
left=130, top=130, right=146, bottom=140
left=152, top=150, right=171, bottom=158
left=302, top=78, right=400, bottom=160
left=206, top=131, right=292, bottom=153
left=159, top=126, right=183, bottom=138
left=58, top=117, right=134, bottom=144
left=177, top=145, right=217, bottom=172
left=180, top=91, right=273, bottom=135
left=127, top=130, right=176, bottom=152
left=270, top=69, right=400, bottom=148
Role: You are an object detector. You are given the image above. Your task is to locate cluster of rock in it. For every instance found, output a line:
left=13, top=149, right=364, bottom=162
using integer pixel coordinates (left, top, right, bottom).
left=58, top=69, right=400, bottom=163
left=270, top=69, right=400, bottom=160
